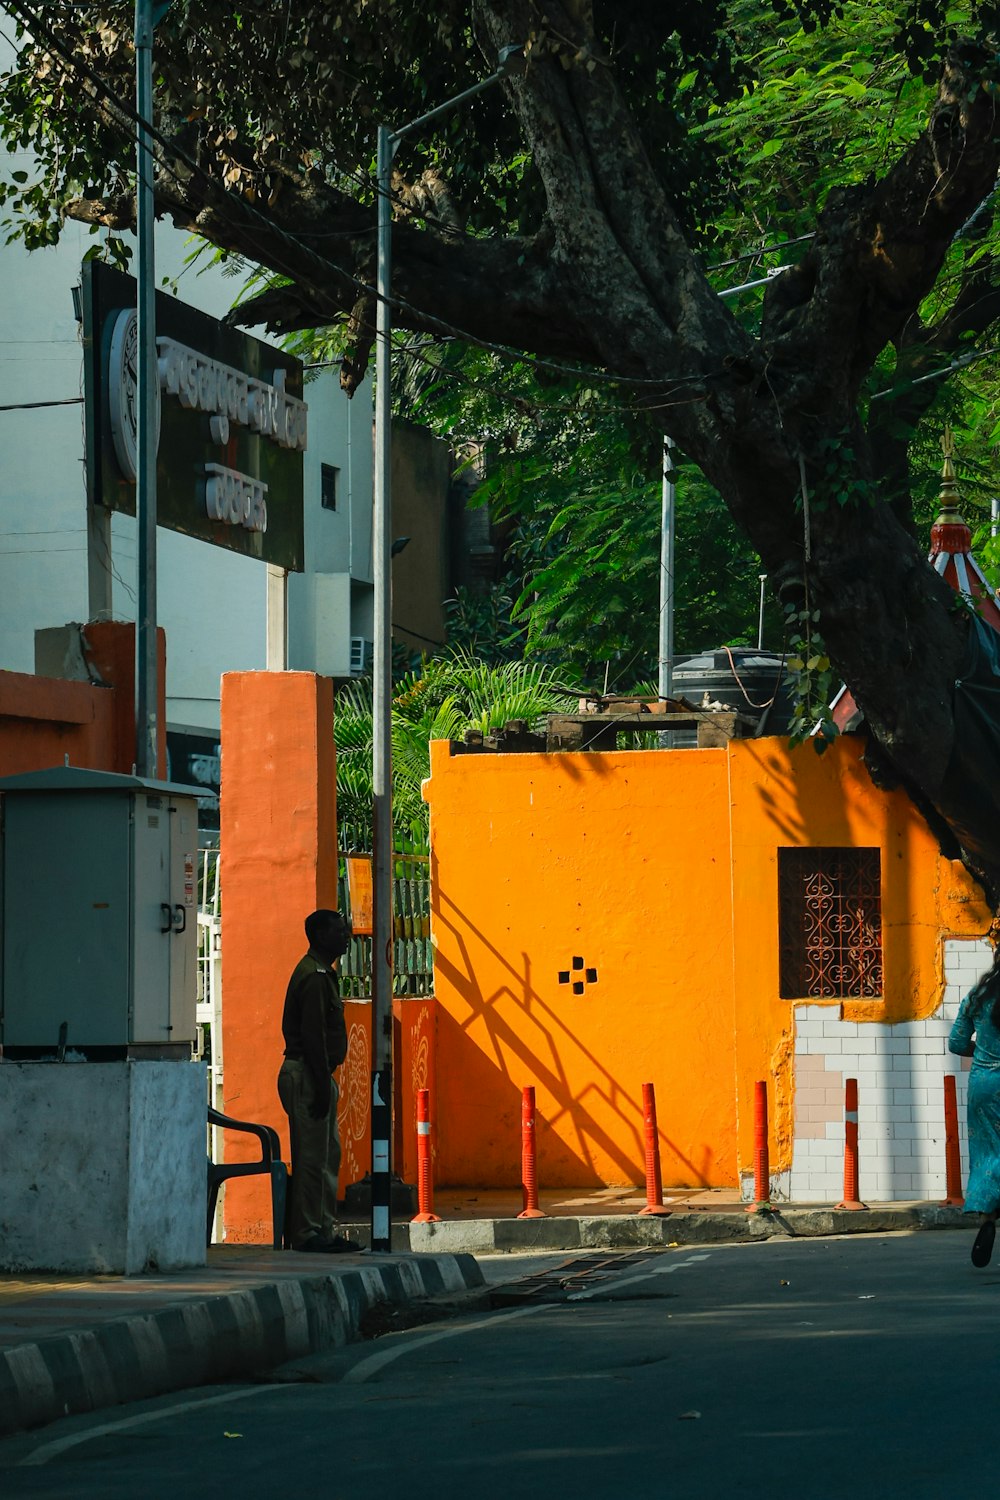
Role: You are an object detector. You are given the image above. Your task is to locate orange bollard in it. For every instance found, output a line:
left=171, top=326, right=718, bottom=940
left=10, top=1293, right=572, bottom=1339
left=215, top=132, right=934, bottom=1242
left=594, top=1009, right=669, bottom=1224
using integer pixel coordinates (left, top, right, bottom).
left=638, top=1082, right=671, bottom=1216
left=745, top=1080, right=772, bottom=1213
left=941, top=1074, right=965, bottom=1207
left=411, top=1088, right=441, bottom=1224
left=517, top=1085, right=546, bottom=1219
left=836, top=1077, right=867, bottom=1210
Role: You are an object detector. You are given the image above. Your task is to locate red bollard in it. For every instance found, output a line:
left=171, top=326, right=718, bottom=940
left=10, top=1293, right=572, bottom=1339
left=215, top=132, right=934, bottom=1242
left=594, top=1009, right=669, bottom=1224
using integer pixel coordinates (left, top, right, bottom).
left=941, top=1074, right=965, bottom=1207
left=517, top=1085, right=546, bottom=1219
left=836, top=1077, right=867, bottom=1210
left=638, top=1082, right=671, bottom=1216
left=745, top=1080, right=772, bottom=1213
left=411, top=1088, right=441, bottom=1224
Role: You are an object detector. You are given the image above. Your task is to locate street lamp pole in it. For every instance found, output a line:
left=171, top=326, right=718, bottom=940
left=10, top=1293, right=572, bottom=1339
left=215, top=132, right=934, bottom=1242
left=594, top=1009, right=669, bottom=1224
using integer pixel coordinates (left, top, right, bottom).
left=657, top=436, right=675, bottom=706
left=370, top=46, right=523, bottom=1253
left=655, top=267, right=792, bottom=724
left=370, top=120, right=395, bottom=1255
left=134, top=0, right=170, bottom=779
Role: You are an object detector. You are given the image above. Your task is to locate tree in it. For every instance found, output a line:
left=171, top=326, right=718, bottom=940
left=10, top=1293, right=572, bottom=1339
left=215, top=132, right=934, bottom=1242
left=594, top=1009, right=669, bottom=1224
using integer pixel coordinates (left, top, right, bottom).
left=5, top=1, right=1000, bottom=889
left=394, top=343, right=783, bottom=680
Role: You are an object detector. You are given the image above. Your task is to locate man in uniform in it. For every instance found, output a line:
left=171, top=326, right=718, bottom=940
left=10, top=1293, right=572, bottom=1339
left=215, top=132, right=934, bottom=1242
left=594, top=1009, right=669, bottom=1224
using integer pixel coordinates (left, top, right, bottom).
left=278, top=909, right=353, bottom=1252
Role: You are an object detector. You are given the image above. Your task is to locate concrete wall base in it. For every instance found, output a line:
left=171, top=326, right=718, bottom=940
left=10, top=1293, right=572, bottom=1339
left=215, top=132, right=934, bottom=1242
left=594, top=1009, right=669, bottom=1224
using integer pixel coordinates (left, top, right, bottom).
left=0, top=1060, right=206, bottom=1274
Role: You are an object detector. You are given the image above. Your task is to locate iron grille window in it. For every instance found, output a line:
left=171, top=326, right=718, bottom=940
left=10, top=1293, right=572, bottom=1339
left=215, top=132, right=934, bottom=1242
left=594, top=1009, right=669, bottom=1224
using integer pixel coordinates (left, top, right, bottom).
left=778, top=847, right=883, bottom=999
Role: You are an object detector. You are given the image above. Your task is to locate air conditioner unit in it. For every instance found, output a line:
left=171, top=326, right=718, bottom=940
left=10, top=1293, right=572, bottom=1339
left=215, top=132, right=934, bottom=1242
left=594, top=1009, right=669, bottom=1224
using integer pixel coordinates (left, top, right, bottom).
left=350, top=637, right=374, bottom=676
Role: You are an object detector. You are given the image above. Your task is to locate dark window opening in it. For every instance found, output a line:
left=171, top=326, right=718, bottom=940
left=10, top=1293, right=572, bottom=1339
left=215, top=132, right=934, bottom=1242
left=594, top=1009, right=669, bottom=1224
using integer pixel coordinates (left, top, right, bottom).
left=778, top=846, right=883, bottom=999
left=321, top=463, right=339, bottom=511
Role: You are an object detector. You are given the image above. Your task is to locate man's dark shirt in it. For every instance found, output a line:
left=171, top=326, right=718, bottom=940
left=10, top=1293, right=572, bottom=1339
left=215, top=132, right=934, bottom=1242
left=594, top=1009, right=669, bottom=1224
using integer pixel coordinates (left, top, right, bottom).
left=281, top=949, right=348, bottom=1117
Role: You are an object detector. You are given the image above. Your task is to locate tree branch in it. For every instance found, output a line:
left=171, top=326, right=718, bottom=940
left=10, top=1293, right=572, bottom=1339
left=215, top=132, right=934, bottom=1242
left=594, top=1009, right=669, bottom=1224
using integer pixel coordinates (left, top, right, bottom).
left=867, top=258, right=1000, bottom=532
left=762, top=43, right=1000, bottom=421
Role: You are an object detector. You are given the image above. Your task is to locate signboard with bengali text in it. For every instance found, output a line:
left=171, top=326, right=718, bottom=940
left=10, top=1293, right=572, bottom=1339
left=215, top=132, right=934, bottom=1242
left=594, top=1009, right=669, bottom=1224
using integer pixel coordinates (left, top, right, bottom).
left=83, top=259, right=305, bottom=570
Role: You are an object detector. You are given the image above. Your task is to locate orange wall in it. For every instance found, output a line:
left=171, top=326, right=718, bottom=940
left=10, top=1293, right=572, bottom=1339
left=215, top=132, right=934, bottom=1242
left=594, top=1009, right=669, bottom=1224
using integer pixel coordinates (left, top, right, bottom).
left=219, top=670, right=340, bottom=1241
left=0, top=623, right=165, bottom=777
left=424, top=734, right=990, bottom=1190
left=424, top=741, right=738, bottom=1188
left=728, top=736, right=989, bottom=1177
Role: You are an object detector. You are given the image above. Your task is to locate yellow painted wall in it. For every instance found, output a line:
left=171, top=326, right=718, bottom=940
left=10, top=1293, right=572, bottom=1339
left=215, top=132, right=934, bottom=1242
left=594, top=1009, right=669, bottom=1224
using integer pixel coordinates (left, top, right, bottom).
left=425, top=741, right=738, bottom=1188
left=424, top=734, right=990, bottom=1189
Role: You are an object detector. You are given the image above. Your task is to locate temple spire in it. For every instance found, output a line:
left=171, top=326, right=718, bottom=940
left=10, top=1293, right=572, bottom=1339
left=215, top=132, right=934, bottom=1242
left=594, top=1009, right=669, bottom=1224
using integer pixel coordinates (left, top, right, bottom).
left=930, top=425, right=972, bottom=555
left=831, top=425, right=1000, bottom=734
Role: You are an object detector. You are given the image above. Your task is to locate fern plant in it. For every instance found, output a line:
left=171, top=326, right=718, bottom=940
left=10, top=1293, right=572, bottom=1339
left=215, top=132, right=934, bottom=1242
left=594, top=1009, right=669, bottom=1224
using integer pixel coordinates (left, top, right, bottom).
left=333, top=651, right=572, bottom=854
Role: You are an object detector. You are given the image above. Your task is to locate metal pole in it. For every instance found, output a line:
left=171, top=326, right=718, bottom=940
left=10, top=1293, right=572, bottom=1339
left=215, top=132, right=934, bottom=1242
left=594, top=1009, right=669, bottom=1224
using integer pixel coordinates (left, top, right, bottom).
left=366, top=49, right=521, bottom=1251
left=370, top=123, right=395, bottom=1254
left=758, top=574, right=767, bottom=650
left=391, top=56, right=518, bottom=143
left=134, top=0, right=158, bottom=778
left=658, top=436, right=675, bottom=705
left=992, top=497, right=999, bottom=539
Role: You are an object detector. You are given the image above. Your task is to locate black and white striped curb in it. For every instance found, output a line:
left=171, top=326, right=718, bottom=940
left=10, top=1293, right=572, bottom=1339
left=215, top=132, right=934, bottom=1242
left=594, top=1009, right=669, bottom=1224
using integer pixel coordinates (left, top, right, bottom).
left=0, top=1253, right=483, bottom=1439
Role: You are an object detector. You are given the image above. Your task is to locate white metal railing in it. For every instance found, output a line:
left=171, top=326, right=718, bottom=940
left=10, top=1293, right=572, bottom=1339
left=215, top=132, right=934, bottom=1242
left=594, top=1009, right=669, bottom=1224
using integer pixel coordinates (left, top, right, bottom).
left=195, top=848, right=223, bottom=1239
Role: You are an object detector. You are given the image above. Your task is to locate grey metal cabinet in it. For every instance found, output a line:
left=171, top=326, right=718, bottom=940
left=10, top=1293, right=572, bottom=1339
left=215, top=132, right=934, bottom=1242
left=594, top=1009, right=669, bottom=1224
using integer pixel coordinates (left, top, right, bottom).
left=0, top=767, right=201, bottom=1055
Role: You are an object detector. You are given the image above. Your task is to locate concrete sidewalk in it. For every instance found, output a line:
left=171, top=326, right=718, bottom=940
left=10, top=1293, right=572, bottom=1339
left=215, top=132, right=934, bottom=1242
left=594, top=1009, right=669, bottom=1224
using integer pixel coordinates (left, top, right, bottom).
left=0, top=1185, right=970, bottom=1441
left=403, top=1185, right=969, bottom=1253
left=0, top=1245, right=483, bottom=1440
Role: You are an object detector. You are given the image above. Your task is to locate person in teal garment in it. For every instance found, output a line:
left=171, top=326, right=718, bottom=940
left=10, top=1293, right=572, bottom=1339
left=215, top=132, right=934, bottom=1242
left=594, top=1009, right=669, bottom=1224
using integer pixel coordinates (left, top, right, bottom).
left=948, top=947, right=1000, bottom=1267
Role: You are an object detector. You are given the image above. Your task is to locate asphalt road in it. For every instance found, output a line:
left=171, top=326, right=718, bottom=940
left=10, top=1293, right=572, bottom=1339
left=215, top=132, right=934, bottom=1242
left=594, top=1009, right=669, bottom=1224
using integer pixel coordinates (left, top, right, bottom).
left=0, top=1231, right=991, bottom=1500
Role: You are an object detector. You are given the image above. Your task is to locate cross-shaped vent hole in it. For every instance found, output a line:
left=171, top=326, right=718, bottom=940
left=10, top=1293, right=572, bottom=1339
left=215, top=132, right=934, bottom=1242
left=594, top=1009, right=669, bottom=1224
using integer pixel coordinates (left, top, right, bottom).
left=558, top=957, right=598, bottom=994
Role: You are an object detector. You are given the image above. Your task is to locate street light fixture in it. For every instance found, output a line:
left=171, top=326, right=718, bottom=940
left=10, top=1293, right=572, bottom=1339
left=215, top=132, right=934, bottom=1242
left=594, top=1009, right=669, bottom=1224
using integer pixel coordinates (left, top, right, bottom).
left=369, top=45, right=523, bottom=1253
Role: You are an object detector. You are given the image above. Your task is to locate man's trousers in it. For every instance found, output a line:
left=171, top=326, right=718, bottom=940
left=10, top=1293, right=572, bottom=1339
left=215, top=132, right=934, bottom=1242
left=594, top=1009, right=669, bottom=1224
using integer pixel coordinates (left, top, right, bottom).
left=277, top=1058, right=341, bottom=1247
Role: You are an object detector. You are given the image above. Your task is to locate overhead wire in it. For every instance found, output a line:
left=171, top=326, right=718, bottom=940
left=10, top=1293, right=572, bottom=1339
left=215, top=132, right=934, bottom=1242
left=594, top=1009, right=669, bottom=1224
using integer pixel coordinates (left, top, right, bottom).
left=0, top=396, right=84, bottom=411
left=706, top=231, right=815, bottom=272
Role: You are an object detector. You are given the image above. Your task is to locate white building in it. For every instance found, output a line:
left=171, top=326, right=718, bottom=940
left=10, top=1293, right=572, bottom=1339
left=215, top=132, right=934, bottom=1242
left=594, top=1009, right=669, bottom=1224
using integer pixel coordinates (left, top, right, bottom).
left=0, top=22, right=375, bottom=778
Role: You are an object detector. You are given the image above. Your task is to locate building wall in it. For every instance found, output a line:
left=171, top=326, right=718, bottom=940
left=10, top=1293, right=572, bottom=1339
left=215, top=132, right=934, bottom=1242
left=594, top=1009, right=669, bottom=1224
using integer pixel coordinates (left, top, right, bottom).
left=787, top=938, right=983, bottom=1202
left=0, top=622, right=164, bottom=777
left=391, top=422, right=452, bottom=654
left=726, top=736, right=986, bottom=1190
left=423, top=734, right=991, bottom=1195
left=424, top=739, right=740, bottom=1189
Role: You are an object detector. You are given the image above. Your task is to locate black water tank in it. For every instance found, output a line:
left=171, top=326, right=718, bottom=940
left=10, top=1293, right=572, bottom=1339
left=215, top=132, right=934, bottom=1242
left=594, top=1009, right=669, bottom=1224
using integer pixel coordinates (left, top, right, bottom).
left=671, top=649, right=793, bottom=745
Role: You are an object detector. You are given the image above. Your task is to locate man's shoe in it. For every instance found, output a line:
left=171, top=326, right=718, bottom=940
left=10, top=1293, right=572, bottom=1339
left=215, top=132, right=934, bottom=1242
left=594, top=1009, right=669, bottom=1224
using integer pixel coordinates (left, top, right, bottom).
left=319, top=1234, right=356, bottom=1254
left=972, top=1219, right=996, bottom=1268
left=293, top=1233, right=356, bottom=1254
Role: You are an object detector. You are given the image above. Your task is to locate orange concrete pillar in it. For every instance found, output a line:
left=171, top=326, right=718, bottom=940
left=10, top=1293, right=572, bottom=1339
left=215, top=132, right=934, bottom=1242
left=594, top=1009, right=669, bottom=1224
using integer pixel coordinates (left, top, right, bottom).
left=219, top=671, right=338, bottom=1242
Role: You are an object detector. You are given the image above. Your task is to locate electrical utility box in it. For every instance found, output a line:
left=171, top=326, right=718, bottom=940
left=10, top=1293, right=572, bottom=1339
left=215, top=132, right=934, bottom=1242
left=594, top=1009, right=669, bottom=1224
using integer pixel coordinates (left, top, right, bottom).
left=0, top=767, right=203, bottom=1058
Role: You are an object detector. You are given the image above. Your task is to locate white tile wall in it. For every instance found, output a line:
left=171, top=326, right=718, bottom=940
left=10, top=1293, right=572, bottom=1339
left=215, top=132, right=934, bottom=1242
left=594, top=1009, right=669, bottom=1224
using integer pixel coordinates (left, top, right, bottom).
left=784, top=937, right=990, bottom=1203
